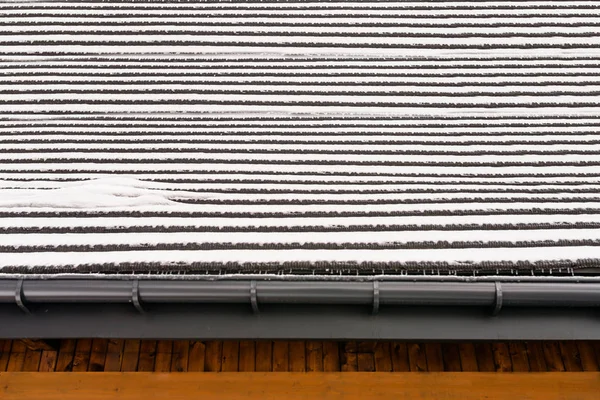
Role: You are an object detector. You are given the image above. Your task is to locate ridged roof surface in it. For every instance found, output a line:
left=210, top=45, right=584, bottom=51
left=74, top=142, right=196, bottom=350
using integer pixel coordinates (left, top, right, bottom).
left=1, top=0, right=599, bottom=275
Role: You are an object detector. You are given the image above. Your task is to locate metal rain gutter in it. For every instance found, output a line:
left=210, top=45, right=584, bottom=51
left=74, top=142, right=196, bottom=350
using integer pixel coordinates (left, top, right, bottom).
left=1, top=280, right=600, bottom=313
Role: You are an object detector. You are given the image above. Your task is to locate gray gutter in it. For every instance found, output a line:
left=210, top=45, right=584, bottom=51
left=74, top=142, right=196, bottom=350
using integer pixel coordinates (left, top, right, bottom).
left=1, top=279, right=600, bottom=309
left=2, top=278, right=600, bottom=340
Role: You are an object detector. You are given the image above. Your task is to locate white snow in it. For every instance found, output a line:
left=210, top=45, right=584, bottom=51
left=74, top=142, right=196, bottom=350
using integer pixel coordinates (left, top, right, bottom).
left=2, top=229, right=600, bottom=248
left=0, top=178, right=213, bottom=209
left=1, top=247, right=598, bottom=269
left=1, top=214, right=599, bottom=229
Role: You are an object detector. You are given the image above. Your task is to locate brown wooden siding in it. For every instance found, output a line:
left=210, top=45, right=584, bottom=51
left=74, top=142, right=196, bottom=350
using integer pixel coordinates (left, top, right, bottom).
left=1, top=340, right=599, bottom=373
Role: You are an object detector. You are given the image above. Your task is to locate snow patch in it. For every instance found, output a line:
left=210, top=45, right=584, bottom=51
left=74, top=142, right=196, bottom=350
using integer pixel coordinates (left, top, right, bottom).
left=0, top=178, right=214, bottom=209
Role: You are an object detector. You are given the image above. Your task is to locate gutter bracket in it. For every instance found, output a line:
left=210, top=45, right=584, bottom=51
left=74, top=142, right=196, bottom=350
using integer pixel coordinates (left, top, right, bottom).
left=132, top=279, right=145, bottom=314
left=15, top=279, right=30, bottom=314
left=250, top=280, right=259, bottom=314
left=372, top=281, right=380, bottom=315
left=492, top=281, right=503, bottom=316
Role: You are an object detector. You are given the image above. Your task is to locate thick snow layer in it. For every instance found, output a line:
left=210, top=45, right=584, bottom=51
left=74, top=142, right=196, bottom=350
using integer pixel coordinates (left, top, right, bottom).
left=0, top=178, right=213, bottom=209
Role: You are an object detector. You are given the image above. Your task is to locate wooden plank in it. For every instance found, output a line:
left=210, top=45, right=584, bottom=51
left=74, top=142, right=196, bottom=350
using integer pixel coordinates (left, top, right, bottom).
left=525, top=342, right=548, bottom=372
left=306, top=341, right=324, bottom=372
left=508, top=342, right=530, bottom=372
left=6, top=341, right=27, bottom=372
left=38, top=348, right=58, bottom=372
left=154, top=341, right=173, bottom=373
left=3, top=373, right=600, bottom=400
left=239, top=341, right=256, bottom=372
left=204, top=341, right=222, bottom=372
left=590, top=342, right=600, bottom=370
left=322, top=342, right=340, bottom=372
left=559, top=341, right=583, bottom=372
left=357, top=353, right=375, bottom=372
left=188, top=341, right=206, bottom=372
left=88, top=339, right=108, bottom=372
left=255, top=341, right=273, bottom=372
left=340, top=342, right=357, bottom=372
left=103, top=340, right=124, bottom=372
left=474, top=343, right=496, bottom=372
left=492, top=343, right=512, bottom=372
left=21, top=348, right=42, bottom=372
left=9, top=341, right=27, bottom=353
left=289, top=341, right=306, bottom=372
left=72, top=339, right=92, bottom=372
left=120, top=340, right=140, bottom=372
left=356, top=342, right=377, bottom=353
left=457, top=343, right=478, bottom=372
left=55, top=340, right=76, bottom=372
left=137, top=340, right=157, bottom=372
left=0, top=340, right=11, bottom=372
left=19, top=339, right=56, bottom=352
left=170, top=340, right=190, bottom=373
left=407, top=343, right=428, bottom=372
left=390, top=342, right=410, bottom=372
left=577, top=342, right=600, bottom=372
left=423, top=343, right=443, bottom=372
left=272, top=341, right=290, bottom=372
left=441, top=344, right=462, bottom=372
left=373, top=342, right=392, bottom=372
left=543, top=341, right=566, bottom=372
left=221, top=341, right=240, bottom=372
left=356, top=341, right=376, bottom=372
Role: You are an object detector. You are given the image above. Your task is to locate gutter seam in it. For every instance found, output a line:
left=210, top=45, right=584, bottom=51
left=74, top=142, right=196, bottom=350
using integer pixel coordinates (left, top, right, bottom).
left=492, top=281, right=503, bottom=316
left=14, top=279, right=30, bottom=314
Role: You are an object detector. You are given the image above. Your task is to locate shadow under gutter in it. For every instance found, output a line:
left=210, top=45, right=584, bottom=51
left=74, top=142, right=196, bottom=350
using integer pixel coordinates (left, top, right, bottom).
left=1, top=278, right=600, bottom=340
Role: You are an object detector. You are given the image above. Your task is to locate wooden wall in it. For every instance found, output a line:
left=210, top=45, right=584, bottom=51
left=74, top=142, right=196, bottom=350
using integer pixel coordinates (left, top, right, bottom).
left=2, top=340, right=599, bottom=373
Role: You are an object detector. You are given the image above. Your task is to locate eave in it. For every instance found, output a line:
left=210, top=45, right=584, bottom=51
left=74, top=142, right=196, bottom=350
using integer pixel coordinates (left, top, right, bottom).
left=1, top=274, right=600, bottom=340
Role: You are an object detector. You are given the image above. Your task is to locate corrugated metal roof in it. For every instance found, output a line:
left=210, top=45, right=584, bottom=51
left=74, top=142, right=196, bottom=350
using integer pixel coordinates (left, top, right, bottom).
left=1, top=0, right=599, bottom=275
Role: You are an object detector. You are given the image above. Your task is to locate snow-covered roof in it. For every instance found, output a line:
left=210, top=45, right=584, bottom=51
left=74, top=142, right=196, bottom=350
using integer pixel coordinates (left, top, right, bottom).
left=1, top=0, right=599, bottom=276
